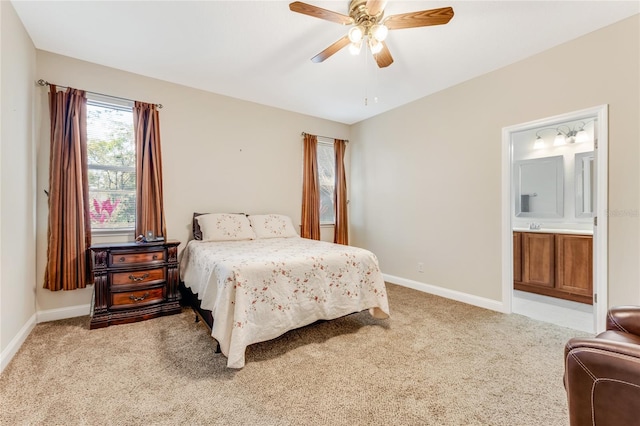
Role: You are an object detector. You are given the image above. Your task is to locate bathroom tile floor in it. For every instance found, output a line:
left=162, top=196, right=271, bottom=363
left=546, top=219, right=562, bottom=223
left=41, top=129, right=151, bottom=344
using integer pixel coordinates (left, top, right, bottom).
left=513, top=290, right=594, bottom=333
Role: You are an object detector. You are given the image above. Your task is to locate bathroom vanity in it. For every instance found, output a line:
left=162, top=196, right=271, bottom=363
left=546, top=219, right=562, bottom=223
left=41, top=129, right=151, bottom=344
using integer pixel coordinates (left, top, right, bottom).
left=513, top=229, right=593, bottom=305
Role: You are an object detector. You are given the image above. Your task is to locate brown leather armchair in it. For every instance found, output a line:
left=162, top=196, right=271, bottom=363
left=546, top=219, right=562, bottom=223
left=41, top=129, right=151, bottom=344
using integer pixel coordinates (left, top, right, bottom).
left=564, top=306, right=640, bottom=426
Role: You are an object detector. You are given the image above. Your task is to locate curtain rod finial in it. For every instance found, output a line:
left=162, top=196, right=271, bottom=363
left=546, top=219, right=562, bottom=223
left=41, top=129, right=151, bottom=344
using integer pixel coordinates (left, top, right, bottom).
left=37, top=79, right=48, bottom=87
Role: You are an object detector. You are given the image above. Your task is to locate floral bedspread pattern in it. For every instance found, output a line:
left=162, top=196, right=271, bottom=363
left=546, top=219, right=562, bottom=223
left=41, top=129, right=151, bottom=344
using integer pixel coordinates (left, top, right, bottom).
left=180, top=237, right=390, bottom=368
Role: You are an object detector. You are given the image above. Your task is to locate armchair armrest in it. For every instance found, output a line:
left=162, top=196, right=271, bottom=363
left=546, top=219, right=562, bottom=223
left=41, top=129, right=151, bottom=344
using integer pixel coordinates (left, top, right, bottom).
left=565, top=338, right=640, bottom=426
left=606, top=306, right=640, bottom=336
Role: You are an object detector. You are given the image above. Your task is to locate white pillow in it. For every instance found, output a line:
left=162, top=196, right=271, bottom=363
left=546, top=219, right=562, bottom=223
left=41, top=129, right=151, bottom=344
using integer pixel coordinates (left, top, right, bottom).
left=196, top=213, right=256, bottom=241
left=248, top=214, right=299, bottom=239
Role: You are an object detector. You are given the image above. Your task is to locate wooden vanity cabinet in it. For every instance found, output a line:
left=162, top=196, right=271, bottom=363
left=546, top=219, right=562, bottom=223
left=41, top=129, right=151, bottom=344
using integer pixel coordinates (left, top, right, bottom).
left=521, top=233, right=555, bottom=288
left=513, top=232, right=592, bottom=305
left=513, top=233, right=522, bottom=283
left=555, top=234, right=593, bottom=299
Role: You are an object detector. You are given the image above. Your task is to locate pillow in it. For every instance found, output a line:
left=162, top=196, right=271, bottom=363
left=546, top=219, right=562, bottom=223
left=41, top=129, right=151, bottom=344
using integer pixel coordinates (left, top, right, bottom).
left=248, top=214, right=299, bottom=239
left=192, top=212, right=246, bottom=240
left=195, top=213, right=255, bottom=241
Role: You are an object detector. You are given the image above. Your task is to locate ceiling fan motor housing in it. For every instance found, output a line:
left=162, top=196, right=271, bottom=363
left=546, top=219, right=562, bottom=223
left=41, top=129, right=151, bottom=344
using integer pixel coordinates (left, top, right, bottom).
left=349, top=0, right=384, bottom=28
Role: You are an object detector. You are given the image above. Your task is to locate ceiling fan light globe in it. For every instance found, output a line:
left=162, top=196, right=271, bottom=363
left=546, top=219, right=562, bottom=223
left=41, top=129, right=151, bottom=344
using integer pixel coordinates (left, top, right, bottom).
left=371, top=24, right=388, bottom=42
left=348, top=26, right=364, bottom=43
left=369, top=38, right=383, bottom=54
left=349, top=41, right=362, bottom=55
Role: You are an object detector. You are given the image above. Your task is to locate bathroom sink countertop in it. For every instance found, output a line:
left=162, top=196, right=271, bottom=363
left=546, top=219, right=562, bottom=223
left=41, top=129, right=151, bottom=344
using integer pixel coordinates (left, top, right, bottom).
left=512, top=227, right=593, bottom=235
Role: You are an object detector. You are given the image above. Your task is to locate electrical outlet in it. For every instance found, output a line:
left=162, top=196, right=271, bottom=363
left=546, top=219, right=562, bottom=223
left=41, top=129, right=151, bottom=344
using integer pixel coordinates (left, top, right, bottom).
left=418, top=262, right=424, bottom=273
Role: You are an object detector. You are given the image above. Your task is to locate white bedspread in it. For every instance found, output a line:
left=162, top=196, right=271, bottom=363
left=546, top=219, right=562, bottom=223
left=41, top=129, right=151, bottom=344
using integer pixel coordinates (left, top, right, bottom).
left=180, top=237, right=390, bottom=368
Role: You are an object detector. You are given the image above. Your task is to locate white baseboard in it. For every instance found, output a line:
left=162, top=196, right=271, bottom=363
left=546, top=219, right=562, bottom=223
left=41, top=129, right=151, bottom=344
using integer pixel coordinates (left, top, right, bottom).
left=36, top=304, right=91, bottom=323
left=0, top=313, right=36, bottom=374
left=383, top=274, right=508, bottom=313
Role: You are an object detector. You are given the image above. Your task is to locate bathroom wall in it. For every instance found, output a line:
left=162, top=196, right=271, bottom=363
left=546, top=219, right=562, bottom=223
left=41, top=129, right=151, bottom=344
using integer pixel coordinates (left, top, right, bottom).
left=512, top=118, right=595, bottom=231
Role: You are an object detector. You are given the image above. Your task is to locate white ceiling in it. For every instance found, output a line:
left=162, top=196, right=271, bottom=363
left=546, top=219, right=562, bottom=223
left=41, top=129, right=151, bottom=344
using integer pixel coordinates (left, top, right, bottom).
left=11, top=1, right=639, bottom=124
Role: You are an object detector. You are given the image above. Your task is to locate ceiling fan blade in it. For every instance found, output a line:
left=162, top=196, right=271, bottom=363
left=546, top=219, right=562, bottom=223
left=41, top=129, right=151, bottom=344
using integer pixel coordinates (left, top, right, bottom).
left=365, top=0, right=387, bottom=17
left=384, top=6, right=454, bottom=30
left=289, top=1, right=354, bottom=25
left=311, top=35, right=351, bottom=63
left=374, top=41, right=393, bottom=68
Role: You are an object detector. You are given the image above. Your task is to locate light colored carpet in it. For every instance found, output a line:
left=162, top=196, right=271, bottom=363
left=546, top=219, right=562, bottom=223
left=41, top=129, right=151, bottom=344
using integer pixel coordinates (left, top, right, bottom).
left=0, top=284, right=589, bottom=425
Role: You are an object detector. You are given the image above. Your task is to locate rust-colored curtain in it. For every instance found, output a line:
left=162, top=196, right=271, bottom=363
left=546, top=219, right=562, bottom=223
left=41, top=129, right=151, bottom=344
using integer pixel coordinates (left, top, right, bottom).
left=301, top=133, right=320, bottom=240
left=133, top=102, right=166, bottom=239
left=334, top=139, right=348, bottom=245
left=44, top=85, right=92, bottom=291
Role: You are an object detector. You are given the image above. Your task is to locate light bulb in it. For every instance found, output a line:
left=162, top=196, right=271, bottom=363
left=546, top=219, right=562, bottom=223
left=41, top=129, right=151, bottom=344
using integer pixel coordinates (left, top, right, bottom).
left=575, top=129, right=590, bottom=144
left=349, top=41, right=362, bottom=55
left=348, top=26, right=364, bottom=43
left=533, top=136, right=545, bottom=149
left=553, top=132, right=566, bottom=146
left=370, top=24, right=388, bottom=42
left=369, top=38, right=383, bottom=54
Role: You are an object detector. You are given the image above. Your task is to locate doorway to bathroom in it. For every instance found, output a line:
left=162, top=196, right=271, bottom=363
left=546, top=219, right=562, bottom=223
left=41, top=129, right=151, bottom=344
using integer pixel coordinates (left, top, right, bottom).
left=501, top=106, right=608, bottom=333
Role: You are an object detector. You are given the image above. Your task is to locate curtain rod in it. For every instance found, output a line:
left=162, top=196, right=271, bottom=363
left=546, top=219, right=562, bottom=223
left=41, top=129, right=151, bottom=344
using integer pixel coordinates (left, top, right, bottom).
left=301, top=132, right=349, bottom=143
left=36, top=79, right=163, bottom=109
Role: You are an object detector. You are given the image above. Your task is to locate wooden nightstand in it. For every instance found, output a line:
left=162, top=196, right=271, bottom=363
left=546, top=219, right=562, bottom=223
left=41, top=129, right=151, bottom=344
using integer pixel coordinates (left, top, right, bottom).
left=89, top=240, right=181, bottom=329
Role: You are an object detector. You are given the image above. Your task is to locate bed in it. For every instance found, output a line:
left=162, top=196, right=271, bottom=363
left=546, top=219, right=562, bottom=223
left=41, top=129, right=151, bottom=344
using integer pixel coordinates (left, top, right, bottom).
left=179, top=213, right=390, bottom=368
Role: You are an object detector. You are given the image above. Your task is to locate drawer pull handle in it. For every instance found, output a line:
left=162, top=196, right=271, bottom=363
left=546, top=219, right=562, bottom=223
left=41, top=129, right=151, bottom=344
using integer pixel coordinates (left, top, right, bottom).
left=129, top=292, right=150, bottom=302
left=152, top=254, right=158, bottom=260
left=119, top=257, right=126, bottom=262
left=128, top=273, right=150, bottom=282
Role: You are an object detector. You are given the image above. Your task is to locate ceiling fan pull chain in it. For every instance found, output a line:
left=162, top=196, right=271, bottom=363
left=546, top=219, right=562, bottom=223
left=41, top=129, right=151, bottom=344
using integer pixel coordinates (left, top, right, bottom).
left=364, top=47, right=369, bottom=106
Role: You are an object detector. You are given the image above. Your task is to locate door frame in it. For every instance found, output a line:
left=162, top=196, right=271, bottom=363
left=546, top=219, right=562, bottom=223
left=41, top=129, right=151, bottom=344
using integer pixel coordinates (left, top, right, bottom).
left=501, top=105, right=608, bottom=332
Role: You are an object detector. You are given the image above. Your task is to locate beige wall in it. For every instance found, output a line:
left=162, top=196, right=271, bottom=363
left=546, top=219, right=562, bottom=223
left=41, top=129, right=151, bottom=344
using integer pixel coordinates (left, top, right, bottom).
left=350, top=15, right=640, bottom=306
left=34, top=51, right=350, bottom=313
left=0, top=1, right=37, bottom=358
left=7, top=11, right=638, bottom=334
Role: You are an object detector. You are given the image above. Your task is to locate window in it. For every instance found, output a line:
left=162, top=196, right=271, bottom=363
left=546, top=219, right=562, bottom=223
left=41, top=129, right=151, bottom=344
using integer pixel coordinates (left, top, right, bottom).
left=317, top=139, right=335, bottom=225
left=86, top=96, right=136, bottom=231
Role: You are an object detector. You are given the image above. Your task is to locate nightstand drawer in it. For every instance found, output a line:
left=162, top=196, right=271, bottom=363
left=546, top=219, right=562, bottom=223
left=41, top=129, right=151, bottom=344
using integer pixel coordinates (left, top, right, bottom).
left=111, top=287, right=164, bottom=308
left=111, top=267, right=165, bottom=286
left=110, top=250, right=165, bottom=267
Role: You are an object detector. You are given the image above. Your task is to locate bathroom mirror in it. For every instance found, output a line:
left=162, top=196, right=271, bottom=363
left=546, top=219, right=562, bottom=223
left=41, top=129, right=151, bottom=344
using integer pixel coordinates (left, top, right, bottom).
left=575, top=151, right=595, bottom=218
left=514, top=155, right=564, bottom=218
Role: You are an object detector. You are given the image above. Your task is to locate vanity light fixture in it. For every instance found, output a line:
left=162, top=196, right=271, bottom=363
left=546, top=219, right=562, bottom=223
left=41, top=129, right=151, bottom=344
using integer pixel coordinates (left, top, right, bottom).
left=554, top=132, right=567, bottom=146
left=575, top=128, right=590, bottom=144
left=533, top=120, right=593, bottom=149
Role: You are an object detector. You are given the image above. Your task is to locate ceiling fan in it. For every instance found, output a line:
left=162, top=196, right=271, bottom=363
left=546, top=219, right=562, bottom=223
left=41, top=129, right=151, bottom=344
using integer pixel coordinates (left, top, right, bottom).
left=289, top=0, right=454, bottom=68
